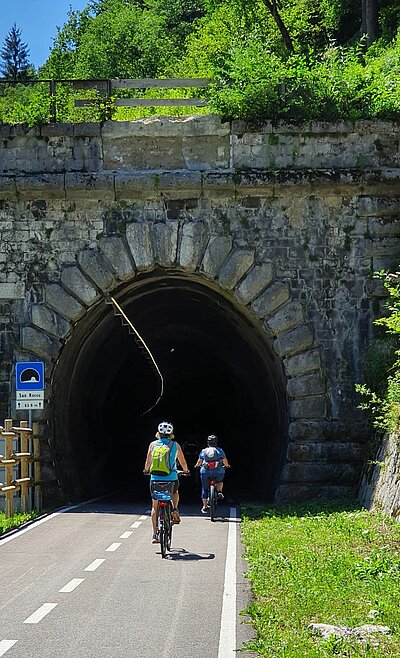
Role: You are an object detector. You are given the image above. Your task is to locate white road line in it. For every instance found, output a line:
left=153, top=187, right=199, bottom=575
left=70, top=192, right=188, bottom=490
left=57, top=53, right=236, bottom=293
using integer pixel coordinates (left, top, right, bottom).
left=0, top=492, right=116, bottom=546
left=23, top=603, right=58, bottom=624
left=218, top=507, right=238, bottom=658
left=0, top=641, right=17, bottom=656
left=130, top=521, right=142, bottom=529
left=59, top=578, right=85, bottom=593
left=84, top=558, right=105, bottom=572
left=139, top=515, right=148, bottom=520
left=120, top=531, right=133, bottom=539
left=106, top=542, right=121, bottom=552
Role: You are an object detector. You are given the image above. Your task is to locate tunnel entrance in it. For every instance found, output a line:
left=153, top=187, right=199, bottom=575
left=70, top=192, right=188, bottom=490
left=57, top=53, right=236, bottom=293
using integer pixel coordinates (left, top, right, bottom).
left=52, top=270, right=288, bottom=503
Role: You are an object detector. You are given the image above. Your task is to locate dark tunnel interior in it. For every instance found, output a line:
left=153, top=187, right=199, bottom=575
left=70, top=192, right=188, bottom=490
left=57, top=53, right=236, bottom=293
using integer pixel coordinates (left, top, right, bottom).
left=52, top=271, right=288, bottom=504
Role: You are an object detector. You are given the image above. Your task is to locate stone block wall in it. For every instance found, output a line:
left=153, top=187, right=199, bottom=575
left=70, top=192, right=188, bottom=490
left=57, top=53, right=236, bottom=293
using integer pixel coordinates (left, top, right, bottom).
left=1, top=115, right=400, bottom=503
left=359, top=433, right=400, bottom=516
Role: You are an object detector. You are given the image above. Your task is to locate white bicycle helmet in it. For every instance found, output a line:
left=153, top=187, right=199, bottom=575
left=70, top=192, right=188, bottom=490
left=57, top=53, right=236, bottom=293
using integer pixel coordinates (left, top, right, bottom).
left=158, top=421, right=173, bottom=435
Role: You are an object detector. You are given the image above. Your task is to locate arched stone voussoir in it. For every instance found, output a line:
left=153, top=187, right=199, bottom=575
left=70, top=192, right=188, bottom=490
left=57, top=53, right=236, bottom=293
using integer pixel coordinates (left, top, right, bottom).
left=217, top=248, right=254, bottom=291
left=273, top=323, right=315, bottom=358
left=21, top=326, right=61, bottom=360
left=153, top=221, right=179, bottom=268
left=32, top=304, right=71, bottom=339
left=284, top=348, right=321, bottom=377
left=251, top=281, right=290, bottom=319
left=200, top=235, right=232, bottom=279
left=265, top=301, right=304, bottom=336
left=290, top=395, right=327, bottom=420
left=126, top=222, right=155, bottom=271
left=61, top=266, right=99, bottom=306
left=45, top=283, right=86, bottom=322
left=178, top=221, right=208, bottom=273
left=78, top=249, right=117, bottom=292
left=98, top=236, right=135, bottom=281
left=234, top=262, right=274, bottom=305
left=287, top=372, right=325, bottom=399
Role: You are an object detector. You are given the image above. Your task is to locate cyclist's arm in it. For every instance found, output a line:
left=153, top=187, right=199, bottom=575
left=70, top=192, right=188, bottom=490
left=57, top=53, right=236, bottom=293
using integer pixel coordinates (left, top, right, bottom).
left=176, top=443, right=189, bottom=472
left=143, top=441, right=155, bottom=472
left=222, top=457, right=230, bottom=467
left=194, top=458, right=202, bottom=468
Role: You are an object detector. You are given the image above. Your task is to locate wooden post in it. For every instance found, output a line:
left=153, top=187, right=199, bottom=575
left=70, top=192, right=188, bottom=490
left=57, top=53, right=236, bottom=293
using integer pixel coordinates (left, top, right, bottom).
left=18, top=420, right=30, bottom=514
left=33, top=422, right=42, bottom=512
left=3, top=419, right=16, bottom=517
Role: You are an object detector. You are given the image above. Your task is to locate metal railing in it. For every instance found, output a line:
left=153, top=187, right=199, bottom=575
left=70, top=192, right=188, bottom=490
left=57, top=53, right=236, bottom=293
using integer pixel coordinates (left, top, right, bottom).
left=0, top=77, right=212, bottom=123
left=0, top=418, right=42, bottom=517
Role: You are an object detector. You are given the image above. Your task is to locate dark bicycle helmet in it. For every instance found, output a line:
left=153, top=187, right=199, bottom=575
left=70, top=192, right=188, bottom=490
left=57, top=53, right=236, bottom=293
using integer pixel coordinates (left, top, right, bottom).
left=207, top=434, right=218, bottom=446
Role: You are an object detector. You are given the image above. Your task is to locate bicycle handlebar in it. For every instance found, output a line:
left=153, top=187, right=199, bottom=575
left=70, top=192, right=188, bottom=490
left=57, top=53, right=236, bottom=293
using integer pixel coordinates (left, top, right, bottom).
left=143, top=469, right=190, bottom=476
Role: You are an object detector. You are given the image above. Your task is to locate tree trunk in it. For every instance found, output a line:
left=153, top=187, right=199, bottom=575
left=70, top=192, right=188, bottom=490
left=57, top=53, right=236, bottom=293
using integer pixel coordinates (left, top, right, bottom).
left=262, top=0, right=294, bottom=53
left=361, top=0, right=378, bottom=46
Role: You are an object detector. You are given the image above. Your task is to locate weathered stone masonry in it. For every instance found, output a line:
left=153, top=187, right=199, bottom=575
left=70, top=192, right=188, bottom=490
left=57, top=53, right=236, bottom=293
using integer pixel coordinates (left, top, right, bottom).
left=0, top=115, right=399, bottom=503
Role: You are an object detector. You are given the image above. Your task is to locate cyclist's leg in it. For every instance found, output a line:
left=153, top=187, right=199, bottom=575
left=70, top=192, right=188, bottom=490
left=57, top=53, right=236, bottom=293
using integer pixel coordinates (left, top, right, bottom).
left=151, top=499, right=159, bottom=541
left=215, top=470, right=225, bottom=498
left=200, top=471, right=210, bottom=511
left=171, top=480, right=180, bottom=523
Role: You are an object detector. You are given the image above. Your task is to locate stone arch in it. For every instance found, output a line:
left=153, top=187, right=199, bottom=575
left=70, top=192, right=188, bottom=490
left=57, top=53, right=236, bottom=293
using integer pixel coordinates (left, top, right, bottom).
left=21, top=220, right=327, bottom=502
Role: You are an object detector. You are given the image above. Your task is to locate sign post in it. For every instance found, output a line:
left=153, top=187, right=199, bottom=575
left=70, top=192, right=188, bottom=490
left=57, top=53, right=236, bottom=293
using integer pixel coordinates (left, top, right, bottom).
left=15, top=362, right=45, bottom=510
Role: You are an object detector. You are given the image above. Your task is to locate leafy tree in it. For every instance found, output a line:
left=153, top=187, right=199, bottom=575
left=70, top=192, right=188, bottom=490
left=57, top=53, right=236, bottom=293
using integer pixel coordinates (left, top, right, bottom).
left=1, top=23, right=33, bottom=80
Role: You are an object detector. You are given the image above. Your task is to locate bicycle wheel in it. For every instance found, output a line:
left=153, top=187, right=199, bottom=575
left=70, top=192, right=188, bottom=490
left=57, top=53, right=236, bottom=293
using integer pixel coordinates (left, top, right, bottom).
left=209, top=483, right=217, bottom=522
left=158, top=507, right=168, bottom=558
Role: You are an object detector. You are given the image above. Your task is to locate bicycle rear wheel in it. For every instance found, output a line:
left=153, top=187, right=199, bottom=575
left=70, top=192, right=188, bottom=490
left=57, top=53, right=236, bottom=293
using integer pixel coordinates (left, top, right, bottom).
left=158, top=507, right=168, bottom=558
left=209, top=483, right=217, bottom=522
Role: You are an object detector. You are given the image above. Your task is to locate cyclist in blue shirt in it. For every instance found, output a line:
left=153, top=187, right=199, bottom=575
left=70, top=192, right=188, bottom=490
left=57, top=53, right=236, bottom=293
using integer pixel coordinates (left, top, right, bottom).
left=194, top=435, right=230, bottom=514
left=143, top=421, right=189, bottom=543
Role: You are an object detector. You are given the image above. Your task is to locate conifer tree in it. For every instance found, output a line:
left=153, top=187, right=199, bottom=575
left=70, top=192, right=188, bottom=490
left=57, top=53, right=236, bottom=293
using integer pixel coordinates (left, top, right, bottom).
left=1, top=24, right=33, bottom=81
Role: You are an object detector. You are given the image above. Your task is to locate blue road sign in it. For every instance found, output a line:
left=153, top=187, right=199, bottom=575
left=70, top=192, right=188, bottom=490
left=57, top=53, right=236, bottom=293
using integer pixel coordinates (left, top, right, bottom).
left=16, top=362, right=44, bottom=391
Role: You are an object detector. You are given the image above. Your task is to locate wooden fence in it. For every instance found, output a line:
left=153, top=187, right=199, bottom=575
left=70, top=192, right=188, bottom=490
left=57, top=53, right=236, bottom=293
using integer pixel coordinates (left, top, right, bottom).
left=0, top=419, right=42, bottom=517
left=0, top=77, right=212, bottom=122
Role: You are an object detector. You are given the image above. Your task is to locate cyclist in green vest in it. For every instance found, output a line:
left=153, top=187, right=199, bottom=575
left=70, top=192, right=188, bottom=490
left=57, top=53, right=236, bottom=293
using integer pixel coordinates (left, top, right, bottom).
left=143, top=421, right=189, bottom=543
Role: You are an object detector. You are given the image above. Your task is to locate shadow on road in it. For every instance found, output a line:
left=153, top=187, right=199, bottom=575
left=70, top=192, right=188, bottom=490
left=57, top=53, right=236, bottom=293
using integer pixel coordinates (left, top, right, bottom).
left=164, top=548, right=216, bottom=561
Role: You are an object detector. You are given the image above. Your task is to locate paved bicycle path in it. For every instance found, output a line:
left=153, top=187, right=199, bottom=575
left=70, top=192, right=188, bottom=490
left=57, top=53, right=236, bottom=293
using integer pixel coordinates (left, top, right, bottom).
left=0, top=496, right=253, bottom=658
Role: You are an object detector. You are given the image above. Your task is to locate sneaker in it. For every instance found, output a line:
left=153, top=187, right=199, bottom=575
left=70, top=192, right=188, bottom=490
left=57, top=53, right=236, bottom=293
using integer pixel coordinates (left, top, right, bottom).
left=217, top=492, right=224, bottom=500
left=171, top=508, right=181, bottom=524
left=201, top=507, right=208, bottom=514
left=151, top=533, right=159, bottom=544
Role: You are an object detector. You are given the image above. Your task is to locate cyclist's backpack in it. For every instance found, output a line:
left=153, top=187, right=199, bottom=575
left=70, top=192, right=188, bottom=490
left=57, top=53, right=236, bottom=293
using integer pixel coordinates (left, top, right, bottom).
left=149, top=440, right=173, bottom=476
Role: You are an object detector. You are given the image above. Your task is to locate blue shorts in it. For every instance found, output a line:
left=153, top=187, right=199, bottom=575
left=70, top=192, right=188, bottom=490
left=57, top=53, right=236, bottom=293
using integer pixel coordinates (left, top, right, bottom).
left=200, top=469, right=224, bottom=499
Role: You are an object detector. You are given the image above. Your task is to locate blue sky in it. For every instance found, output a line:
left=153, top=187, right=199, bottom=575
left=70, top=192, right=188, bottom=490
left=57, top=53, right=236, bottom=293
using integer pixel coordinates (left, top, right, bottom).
left=1, top=1, right=89, bottom=69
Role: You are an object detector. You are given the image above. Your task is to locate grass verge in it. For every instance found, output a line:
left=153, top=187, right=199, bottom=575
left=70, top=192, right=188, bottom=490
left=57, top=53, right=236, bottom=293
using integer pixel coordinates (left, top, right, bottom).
left=0, top=511, right=39, bottom=536
left=240, top=500, right=400, bottom=657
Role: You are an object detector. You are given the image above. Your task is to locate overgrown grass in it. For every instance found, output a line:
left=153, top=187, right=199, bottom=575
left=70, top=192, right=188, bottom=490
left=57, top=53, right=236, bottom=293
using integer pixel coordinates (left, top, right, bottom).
left=0, top=511, right=39, bottom=535
left=241, top=500, right=400, bottom=657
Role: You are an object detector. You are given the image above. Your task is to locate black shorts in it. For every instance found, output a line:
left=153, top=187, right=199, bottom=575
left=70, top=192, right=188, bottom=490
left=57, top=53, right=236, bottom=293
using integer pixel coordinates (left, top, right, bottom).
left=150, top=479, right=179, bottom=498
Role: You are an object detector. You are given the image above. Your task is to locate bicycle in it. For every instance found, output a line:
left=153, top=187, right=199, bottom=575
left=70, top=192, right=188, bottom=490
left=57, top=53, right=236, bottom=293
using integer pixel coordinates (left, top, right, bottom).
left=196, top=465, right=230, bottom=521
left=146, top=471, right=189, bottom=558
left=151, top=481, right=173, bottom=558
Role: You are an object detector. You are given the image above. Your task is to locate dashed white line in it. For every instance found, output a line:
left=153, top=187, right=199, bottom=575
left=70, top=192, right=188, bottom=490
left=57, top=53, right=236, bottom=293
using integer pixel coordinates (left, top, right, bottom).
left=119, top=531, right=133, bottom=539
left=24, top=603, right=58, bottom=624
left=106, top=542, right=121, bottom=552
left=0, top=641, right=17, bottom=656
left=217, top=507, right=238, bottom=658
left=130, top=521, right=142, bottom=529
left=139, top=515, right=148, bottom=520
left=84, top=558, right=105, bottom=572
left=59, top=578, right=85, bottom=593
